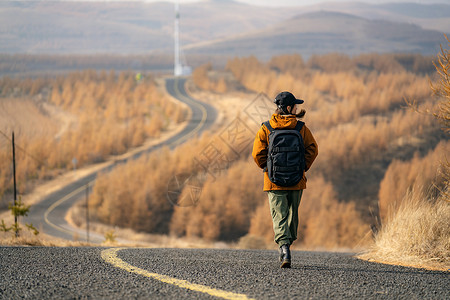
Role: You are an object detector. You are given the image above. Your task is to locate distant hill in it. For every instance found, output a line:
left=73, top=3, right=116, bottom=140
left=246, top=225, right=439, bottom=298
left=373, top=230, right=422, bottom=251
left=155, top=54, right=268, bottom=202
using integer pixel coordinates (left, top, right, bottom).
left=0, top=0, right=290, bottom=54
left=185, top=11, right=446, bottom=60
left=298, top=2, right=450, bottom=34
left=0, top=1, right=448, bottom=63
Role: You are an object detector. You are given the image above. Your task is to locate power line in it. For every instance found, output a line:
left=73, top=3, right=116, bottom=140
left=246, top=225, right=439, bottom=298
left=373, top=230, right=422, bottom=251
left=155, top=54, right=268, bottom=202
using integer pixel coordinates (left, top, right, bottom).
left=0, top=130, right=47, bottom=166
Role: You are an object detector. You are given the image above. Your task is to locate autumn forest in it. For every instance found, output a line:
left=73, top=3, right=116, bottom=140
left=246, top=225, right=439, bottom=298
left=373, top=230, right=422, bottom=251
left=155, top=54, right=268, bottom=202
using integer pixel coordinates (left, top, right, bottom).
left=1, top=52, right=448, bottom=250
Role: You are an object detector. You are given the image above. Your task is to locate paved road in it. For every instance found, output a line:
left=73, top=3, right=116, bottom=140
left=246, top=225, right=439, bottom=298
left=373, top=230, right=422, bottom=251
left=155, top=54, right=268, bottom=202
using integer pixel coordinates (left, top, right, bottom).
left=0, top=247, right=448, bottom=299
left=24, top=77, right=217, bottom=242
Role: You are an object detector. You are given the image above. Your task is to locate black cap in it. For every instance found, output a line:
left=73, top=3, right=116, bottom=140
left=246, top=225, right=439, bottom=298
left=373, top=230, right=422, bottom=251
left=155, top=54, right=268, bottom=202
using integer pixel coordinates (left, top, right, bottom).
left=274, top=91, right=304, bottom=107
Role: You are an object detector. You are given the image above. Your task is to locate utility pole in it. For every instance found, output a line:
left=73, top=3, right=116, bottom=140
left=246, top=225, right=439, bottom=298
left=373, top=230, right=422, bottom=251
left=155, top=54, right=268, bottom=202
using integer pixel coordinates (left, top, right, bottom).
left=12, top=132, right=18, bottom=237
left=86, top=184, right=90, bottom=243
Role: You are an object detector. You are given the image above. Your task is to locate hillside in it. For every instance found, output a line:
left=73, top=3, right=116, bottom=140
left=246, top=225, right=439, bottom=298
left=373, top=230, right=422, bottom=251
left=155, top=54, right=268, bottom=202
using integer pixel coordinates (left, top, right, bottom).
left=185, top=11, right=445, bottom=60
left=0, top=0, right=290, bottom=54
left=0, top=71, right=187, bottom=209
left=301, top=2, right=450, bottom=33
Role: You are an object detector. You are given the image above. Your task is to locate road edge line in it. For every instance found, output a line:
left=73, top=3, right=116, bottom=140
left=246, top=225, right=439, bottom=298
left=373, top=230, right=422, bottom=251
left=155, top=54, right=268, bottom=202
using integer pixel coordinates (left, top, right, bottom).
left=44, top=181, right=95, bottom=235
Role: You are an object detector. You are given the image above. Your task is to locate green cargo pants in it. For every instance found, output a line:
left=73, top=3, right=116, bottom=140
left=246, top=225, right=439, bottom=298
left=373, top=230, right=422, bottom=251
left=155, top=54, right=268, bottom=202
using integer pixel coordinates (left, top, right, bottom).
left=267, top=190, right=303, bottom=247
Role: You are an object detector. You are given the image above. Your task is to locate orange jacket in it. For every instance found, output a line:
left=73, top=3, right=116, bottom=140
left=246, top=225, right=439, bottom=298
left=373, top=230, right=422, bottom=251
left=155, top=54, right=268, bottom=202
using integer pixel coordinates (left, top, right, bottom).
left=252, top=114, right=318, bottom=191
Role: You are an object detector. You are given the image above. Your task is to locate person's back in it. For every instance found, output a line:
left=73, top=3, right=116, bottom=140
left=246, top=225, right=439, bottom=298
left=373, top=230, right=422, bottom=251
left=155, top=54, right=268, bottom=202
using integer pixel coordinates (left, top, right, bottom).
left=252, top=91, right=318, bottom=268
left=263, top=117, right=305, bottom=187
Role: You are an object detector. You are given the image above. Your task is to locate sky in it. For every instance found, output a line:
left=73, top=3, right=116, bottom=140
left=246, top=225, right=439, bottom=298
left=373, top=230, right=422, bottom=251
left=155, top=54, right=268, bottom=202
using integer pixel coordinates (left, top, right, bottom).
left=24, top=0, right=450, bottom=5
left=232, top=0, right=449, bottom=6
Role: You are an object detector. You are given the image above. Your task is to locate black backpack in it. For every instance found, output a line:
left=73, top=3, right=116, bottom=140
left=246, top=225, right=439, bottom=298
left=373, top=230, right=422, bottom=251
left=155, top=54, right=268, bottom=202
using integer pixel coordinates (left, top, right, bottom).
left=263, top=120, right=306, bottom=187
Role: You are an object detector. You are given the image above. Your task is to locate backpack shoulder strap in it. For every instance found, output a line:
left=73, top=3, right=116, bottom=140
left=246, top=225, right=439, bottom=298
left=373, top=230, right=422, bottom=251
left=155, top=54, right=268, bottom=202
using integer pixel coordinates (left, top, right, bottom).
left=295, top=121, right=304, bottom=132
left=262, top=121, right=274, bottom=133
left=264, top=120, right=303, bottom=132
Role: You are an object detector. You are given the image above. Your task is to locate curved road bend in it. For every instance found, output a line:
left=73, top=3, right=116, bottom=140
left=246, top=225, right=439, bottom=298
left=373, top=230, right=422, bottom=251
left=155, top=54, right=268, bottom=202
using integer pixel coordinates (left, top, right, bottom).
left=24, top=77, right=217, bottom=242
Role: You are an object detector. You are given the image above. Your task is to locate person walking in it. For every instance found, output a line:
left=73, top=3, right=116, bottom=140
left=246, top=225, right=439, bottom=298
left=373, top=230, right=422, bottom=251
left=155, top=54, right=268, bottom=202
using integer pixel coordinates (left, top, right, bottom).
left=252, top=91, right=318, bottom=268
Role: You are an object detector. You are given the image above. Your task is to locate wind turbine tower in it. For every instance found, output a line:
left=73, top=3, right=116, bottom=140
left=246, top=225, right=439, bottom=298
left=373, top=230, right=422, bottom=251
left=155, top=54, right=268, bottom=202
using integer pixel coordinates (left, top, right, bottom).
left=174, top=1, right=183, bottom=76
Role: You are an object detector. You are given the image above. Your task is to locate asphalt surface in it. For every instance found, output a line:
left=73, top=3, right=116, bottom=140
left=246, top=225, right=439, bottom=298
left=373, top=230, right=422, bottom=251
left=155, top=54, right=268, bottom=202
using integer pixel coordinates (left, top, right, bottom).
left=0, top=247, right=448, bottom=299
left=23, top=77, right=217, bottom=242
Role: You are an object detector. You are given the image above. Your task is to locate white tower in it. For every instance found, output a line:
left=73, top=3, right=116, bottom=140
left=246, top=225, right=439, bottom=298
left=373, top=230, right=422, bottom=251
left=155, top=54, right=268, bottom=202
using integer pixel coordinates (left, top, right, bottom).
left=174, top=1, right=183, bottom=76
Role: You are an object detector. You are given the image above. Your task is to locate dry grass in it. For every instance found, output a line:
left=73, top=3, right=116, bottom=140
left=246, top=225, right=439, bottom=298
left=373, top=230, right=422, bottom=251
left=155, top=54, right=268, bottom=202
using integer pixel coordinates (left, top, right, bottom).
left=0, top=72, right=187, bottom=208
left=83, top=54, right=441, bottom=250
left=0, top=230, right=95, bottom=247
left=359, top=187, right=450, bottom=271
left=360, top=40, right=450, bottom=272
left=0, top=222, right=229, bottom=249
left=65, top=201, right=232, bottom=250
left=0, top=98, right=62, bottom=142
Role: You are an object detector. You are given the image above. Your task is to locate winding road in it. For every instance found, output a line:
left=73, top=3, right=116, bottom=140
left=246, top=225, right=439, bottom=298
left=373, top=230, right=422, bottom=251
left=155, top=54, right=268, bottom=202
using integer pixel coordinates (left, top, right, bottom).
left=24, top=77, right=217, bottom=242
